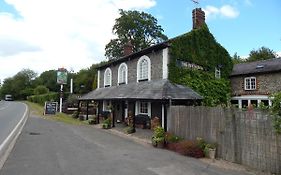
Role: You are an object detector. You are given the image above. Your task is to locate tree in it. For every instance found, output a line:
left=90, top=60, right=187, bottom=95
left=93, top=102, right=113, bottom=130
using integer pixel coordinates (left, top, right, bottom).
left=232, top=52, right=245, bottom=64
left=33, top=70, right=59, bottom=92
left=247, top=46, right=277, bottom=62
left=105, top=9, right=168, bottom=59
left=0, top=69, right=37, bottom=100
left=34, top=85, right=49, bottom=95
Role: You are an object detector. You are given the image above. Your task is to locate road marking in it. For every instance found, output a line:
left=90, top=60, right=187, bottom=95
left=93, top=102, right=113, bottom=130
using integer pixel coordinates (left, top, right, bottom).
left=0, top=103, right=28, bottom=169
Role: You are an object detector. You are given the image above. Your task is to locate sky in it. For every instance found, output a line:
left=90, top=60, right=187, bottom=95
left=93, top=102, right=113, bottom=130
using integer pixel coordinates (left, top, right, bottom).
left=0, top=0, right=280, bottom=82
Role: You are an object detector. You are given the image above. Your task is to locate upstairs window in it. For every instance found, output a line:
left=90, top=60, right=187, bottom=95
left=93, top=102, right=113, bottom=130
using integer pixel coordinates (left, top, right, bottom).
left=244, top=77, right=256, bottom=90
left=104, top=68, right=112, bottom=87
left=137, top=55, right=151, bottom=82
left=118, top=63, right=128, bottom=85
left=215, top=67, right=221, bottom=79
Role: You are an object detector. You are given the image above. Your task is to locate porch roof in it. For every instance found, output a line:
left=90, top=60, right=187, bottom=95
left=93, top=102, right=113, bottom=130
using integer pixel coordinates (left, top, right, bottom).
left=79, top=79, right=203, bottom=101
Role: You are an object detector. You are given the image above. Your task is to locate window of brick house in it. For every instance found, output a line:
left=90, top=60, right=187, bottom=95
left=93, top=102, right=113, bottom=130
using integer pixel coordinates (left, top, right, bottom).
left=104, top=68, right=112, bottom=87
left=244, top=77, right=256, bottom=90
left=137, top=55, right=151, bottom=82
left=118, top=63, right=128, bottom=85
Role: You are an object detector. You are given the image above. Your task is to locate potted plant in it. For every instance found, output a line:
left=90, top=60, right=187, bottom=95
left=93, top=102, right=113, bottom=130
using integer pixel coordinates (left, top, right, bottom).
left=102, top=118, right=111, bottom=129
left=204, top=143, right=217, bottom=159
left=88, top=115, right=97, bottom=125
left=151, top=126, right=165, bottom=148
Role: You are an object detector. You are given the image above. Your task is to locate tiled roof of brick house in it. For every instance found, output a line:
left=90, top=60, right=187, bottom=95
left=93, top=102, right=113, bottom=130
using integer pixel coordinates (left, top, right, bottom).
left=230, top=58, right=281, bottom=77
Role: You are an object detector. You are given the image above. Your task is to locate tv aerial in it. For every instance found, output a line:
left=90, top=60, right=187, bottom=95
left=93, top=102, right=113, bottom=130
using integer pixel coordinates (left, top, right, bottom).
left=191, top=0, right=199, bottom=4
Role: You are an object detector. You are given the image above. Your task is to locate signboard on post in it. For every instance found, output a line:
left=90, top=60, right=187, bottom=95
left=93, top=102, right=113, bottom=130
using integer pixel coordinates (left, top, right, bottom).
left=57, top=68, right=68, bottom=85
left=44, top=102, right=58, bottom=115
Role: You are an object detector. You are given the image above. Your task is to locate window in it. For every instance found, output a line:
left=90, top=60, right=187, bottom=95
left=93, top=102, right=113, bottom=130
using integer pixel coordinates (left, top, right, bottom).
left=215, top=68, right=221, bottom=79
left=103, top=100, right=111, bottom=111
left=118, top=63, right=128, bottom=85
left=244, top=77, right=256, bottom=90
left=137, top=55, right=151, bottom=82
left=104, top=68, right=112, bottom=87
left=139, top=102, right=148, bottom=114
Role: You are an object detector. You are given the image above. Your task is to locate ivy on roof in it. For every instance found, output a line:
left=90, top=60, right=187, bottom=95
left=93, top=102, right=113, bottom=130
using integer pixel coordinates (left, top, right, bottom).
left=168, top=24, right=233, bottom=106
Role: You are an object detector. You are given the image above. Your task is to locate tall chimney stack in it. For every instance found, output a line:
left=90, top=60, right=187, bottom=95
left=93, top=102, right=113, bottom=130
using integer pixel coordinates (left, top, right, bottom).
left=123, top=41, right=133, bottom=56
left=192, top=8, right=205, bottom=29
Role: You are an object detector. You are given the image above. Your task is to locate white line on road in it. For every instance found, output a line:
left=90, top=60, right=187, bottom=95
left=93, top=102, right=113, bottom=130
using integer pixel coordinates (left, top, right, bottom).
left=0, top=103, right=28, bottom=169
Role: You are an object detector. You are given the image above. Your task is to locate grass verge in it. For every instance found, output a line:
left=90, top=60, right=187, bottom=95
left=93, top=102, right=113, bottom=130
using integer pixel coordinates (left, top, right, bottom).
left=24, top=101, right=87, bottom=125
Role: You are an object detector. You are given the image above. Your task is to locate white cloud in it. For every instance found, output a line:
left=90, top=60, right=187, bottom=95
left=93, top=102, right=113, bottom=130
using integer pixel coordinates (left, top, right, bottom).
left=203, top=5, right=239, bottom=20
left=0, top=0, right=156, bottom=81
left=277, top=51, right=281, bottom=57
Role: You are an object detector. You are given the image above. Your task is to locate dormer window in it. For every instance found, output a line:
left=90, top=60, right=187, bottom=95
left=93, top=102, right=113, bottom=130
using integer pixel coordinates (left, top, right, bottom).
left=118, top=63, right=128, bottom=85
left=137, top=55, right=151, bottom=82
left=244, top=77, right=256, bottom=90
left=104, top=68, right=112, bottom=87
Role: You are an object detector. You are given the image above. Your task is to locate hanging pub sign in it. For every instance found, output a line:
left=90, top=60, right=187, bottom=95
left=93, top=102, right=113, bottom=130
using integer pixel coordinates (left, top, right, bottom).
left=57, top=68, right=68, bottom=84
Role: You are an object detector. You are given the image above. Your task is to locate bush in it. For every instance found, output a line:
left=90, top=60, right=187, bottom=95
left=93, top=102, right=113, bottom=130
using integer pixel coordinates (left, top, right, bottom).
left=153, top=126, right=165, bottom=138
left=72, top=111, right=79, bottom=118
left=34, top=85, right=49, bottom=95
left=165, top=132, right=183, bottom=144
left=102, top=118, right=111, bottom=129
left=173, top=140, right=204, bottom=158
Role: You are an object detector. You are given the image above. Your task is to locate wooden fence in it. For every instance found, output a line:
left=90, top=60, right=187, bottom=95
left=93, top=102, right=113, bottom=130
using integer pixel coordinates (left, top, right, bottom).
left=169, top=106, right=281, bottom=174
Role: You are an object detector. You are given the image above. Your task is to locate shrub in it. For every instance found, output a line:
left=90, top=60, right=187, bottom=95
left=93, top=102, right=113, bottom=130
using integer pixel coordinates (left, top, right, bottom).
left=72, top=111, right=79, bottom=118
left=153, top=126, right=165, bottom=138
left=165, top=132, right=183, bottom=144
left=173, top=140, right=204, bottom=158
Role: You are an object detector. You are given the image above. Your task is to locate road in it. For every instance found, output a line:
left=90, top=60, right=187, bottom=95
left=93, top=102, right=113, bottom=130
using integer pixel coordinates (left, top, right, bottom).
left=0, top=101, right=27, bottom=146
left=0, top=111, right=253, bottom=175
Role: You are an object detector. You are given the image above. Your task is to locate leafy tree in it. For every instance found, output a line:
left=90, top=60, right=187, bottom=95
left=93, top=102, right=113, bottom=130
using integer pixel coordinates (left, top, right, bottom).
left=33, top=70, right=59, bottom=92
left=247, top=46, right=277, bottom=62
left=105, top=9, right=168, bottom=59
left=232, top=52, right=245, bottom=64
left=34, top=85, right=49, bottom=95
left=0, top=69, right=37, bottom=100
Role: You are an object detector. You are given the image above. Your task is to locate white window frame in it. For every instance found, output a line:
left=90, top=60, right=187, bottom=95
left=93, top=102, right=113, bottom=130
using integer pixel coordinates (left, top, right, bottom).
left=103, top=100, right=111, bottom=112
left=104, top=68, right=112, bottom=87
left=117, top=63, right=128, bottom=85
left=244, top=77, right=256, bottom=90
left=135, top=101, right=151, bottom=117
left=137, top=55, right=151, bottom=82
left=215, top=67, right=221, bottom=79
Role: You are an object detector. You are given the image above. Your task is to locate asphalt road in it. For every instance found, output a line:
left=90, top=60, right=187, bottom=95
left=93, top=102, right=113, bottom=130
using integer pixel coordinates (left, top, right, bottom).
left=0, top=101, right=27, bottom=145
left=0, top=113, right=252, bottom=175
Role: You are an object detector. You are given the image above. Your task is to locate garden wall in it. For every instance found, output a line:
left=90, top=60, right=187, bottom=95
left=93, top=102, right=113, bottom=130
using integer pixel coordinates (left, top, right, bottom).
left=169, top=106, right=281, bottom=174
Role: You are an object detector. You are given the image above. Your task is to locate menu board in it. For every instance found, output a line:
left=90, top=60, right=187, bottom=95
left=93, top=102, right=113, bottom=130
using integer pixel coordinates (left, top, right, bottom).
left=44, top=102, right=58, bottom=115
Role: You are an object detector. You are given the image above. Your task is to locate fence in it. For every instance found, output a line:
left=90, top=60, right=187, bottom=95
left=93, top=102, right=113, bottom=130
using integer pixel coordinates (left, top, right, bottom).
left=169, top=106, right=281, bottom=174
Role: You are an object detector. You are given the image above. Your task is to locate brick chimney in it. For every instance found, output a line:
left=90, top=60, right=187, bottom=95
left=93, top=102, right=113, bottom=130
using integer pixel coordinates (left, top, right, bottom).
left=192, top=8, right=205, bottom=29
left=123, top=41, right=133, bottom=56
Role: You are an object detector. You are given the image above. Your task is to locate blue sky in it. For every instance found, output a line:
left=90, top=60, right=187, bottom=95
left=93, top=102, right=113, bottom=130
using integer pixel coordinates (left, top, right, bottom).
left=147, top=0, right=281, bottom=57
left=0, top=0, right=280, bottom=81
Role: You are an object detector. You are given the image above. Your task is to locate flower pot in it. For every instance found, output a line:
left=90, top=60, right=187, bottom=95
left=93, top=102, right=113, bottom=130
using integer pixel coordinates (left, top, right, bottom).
left=208, top=148, right=216, bottom=159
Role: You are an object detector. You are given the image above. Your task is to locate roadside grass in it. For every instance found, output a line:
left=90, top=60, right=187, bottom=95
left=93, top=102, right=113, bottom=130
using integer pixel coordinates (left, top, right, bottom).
left=24, top=101, right=87, bottom=125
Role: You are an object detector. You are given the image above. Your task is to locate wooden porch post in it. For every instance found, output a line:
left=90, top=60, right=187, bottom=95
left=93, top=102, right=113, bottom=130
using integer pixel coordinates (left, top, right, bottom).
left=97, top=101, right=100, bottom=124
left=77, top=100, right=81, bottom=114
left=86, top=101, right=89, bottom=120
left=112, top=101, right=115, bottom=127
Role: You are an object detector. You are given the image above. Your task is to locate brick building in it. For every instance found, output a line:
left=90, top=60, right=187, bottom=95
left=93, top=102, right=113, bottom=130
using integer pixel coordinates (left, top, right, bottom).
left=230, top=58, right=281, bottom=108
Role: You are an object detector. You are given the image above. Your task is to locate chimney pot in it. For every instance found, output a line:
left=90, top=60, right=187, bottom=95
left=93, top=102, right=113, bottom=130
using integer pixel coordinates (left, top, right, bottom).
left=123, top=41, right=133, bottom=56
left=192, top=8, right=205, bottom=29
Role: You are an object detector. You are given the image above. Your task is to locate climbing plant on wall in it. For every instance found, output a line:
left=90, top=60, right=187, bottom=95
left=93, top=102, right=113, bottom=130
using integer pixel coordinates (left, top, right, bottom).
left=169, top=24, right=233, bottom=106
